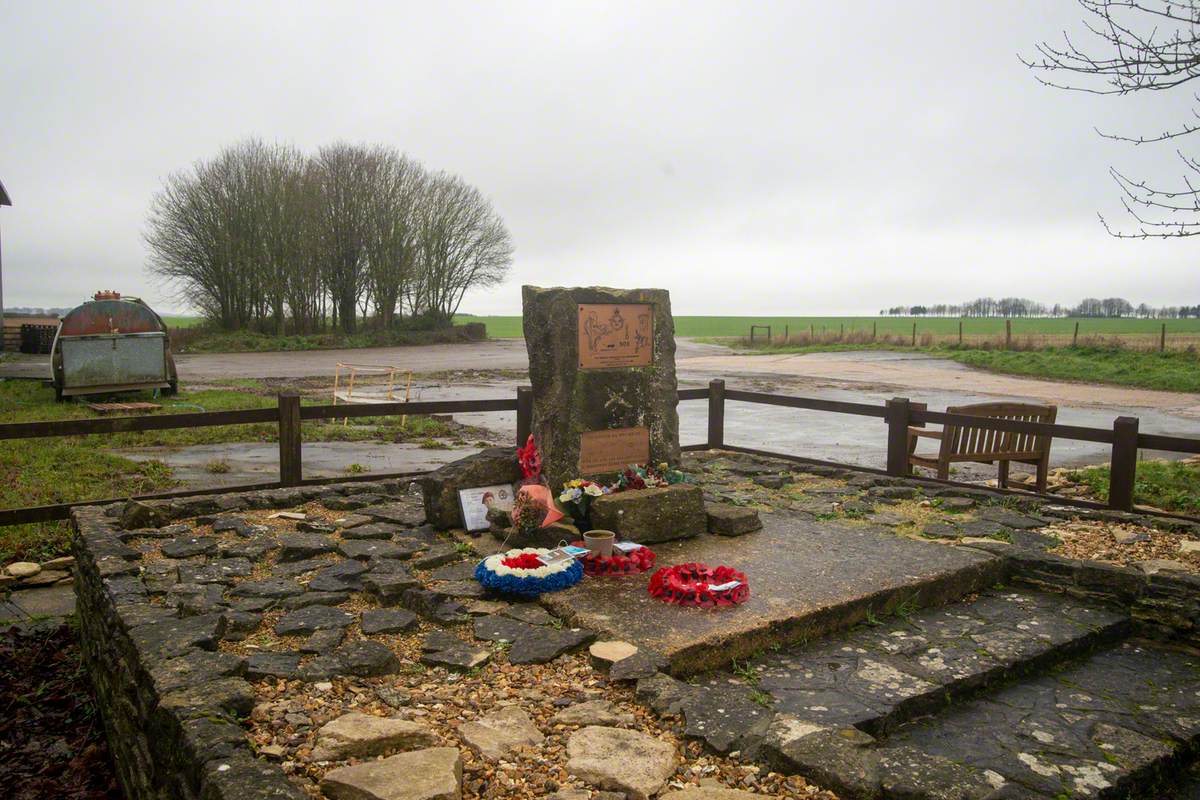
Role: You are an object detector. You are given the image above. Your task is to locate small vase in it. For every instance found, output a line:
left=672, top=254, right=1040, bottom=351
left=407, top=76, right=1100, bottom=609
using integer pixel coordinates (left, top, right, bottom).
left=584, top=529, right=616, bottom=558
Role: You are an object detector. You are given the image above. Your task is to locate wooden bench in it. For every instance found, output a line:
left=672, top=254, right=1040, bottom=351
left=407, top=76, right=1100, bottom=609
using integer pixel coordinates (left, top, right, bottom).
left=907, top=401, right=1057, bottom=491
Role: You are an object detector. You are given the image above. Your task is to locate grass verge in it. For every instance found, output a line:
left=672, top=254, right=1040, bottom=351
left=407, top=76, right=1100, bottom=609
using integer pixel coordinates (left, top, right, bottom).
left=1066, top=460, right=1200, bottom=514
left=725, top=342, right=1200, bottom=393
left=0, top=379, right=460, bottom=562
left=173, top=324, right=481, bottom=353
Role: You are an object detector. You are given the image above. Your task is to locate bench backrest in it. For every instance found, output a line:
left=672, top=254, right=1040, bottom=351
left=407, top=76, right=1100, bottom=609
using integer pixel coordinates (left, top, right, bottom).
left=939, top=401, right=1057, bottom=462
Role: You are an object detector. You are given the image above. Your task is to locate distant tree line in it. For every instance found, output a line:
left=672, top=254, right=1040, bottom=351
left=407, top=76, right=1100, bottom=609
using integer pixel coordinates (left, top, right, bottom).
left=881, top=297, right=1200, bottom=319
left=145, top=139, right=513, bottom=334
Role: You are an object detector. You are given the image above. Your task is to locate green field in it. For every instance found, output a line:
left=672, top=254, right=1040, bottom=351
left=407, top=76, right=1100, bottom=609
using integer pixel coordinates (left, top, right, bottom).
left=0, top=380, right=463, bottom=564
left=168, top=314, right=1200, bottom=339
left=453, top=315, right=1200, bottom=339
left=161, top=315, right=204, bottom=327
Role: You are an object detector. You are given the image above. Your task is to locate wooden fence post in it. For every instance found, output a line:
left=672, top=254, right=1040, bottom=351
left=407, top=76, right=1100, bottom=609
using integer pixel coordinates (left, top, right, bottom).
left=277, top=392, right=302, bottom=487
left=1161, top=323, right=1166, bottom=352
left=884, top=397, right=911, bottom=476
left=1005, top=319, right=1012, bottom=350
left=1108, top=416, right=1140, bottom=511
left=958, top=320, right=963, bottom=346
left=1072, top=321, right=1079, bottom=347
left=516, top=386, right=533, bottom=446
left=911, top=323, right=916, bottom=347
left=840, top=323, right=845, bottom=340
left=707, top=379, right=726, bottom=449
left=872, top=321, right=877, bottom=342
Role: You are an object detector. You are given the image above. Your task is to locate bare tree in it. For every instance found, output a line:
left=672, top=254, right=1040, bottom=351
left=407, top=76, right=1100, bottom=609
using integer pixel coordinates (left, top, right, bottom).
left=363, top=150, right=427, bottom=330
left=1024, top=1, right=1200, bottom=237
left=312, top=143, right=378, bottom=333
left=413, top=172, right=513, bottom=321
left=146, top=141, right=264, bottom=330
left=253, top=142, right=311, bottom=334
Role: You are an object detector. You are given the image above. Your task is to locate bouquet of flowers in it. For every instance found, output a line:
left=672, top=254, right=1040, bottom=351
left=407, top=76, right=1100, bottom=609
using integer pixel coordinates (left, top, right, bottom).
left=511, top=486, right=562, bottom=534
left=558, top=479, right=609, bottom=525
left=612, top=462, right=689, bottom=493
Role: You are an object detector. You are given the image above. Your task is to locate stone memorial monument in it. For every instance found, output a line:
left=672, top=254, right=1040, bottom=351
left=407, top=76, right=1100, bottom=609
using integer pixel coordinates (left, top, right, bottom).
left=522, top=285, right=685, bottom=513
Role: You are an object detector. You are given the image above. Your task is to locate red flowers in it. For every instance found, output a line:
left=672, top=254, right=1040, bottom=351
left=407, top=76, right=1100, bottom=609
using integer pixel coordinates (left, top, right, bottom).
left=648, top=563, right=749, bottom=608
left=501, top=552, right=546, bottom=570
left=517, top=434, right=542, bottom=484
left=572, top=542, right=657, bottom=576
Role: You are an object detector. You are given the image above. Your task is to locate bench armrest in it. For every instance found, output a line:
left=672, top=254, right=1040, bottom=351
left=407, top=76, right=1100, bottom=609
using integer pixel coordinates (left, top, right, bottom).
left=908, top=428, right=942, bottom=439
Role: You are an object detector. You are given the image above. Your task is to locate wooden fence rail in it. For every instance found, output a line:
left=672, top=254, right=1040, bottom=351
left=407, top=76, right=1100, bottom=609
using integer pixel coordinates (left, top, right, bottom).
left=2, top=379, right=1200, bottom=527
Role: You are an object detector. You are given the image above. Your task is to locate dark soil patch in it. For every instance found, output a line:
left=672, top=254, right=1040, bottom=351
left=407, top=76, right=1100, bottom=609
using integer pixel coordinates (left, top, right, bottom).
left=0, top=622, right=122, bottom=800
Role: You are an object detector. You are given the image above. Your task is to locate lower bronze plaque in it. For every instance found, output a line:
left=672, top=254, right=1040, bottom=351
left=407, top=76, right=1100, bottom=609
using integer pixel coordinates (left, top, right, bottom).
left=579, top=427, right=650, bottom=474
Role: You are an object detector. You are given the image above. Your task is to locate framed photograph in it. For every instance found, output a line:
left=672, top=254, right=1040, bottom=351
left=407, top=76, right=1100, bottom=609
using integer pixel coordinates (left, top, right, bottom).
left=458, top=483, right=515, bottom=532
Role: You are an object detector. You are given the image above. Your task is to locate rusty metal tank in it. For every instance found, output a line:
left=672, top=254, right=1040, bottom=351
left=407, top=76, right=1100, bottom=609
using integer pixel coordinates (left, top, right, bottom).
left=50, top=291, right=178, bottom=400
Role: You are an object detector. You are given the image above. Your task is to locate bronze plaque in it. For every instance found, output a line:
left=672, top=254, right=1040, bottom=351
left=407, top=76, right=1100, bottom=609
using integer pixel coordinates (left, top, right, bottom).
left=578, top=303, right=653, bottom=369
left=579, top=427, right=650, bottom=474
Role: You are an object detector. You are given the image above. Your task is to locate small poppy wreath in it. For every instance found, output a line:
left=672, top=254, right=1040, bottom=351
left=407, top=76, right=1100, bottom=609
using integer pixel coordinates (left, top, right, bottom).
left=571, top=541, right=657, bottom=576
left=647, top=563, right=749, bottom=608
left=475, top=547, right=584, bottom=597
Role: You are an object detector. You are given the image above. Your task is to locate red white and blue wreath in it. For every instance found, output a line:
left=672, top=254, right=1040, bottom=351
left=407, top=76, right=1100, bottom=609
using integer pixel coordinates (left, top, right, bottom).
left=475, top=547, right=584, bottom=597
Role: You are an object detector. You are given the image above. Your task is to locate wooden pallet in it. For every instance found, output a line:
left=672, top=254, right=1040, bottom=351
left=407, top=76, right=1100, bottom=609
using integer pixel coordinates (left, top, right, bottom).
left=85, top=402, right=161, bottom=415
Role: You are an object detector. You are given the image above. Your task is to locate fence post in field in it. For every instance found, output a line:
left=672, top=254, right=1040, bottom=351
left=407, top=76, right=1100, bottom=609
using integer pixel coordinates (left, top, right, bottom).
left=516, top=386, right=533, bottom=446
left=840, top=323, right=845, bottom=340
left=707, top=379, right=726, bottom=449
left=1108, top=416, right=1140, bottom=512
left=911, top=322, right=917, bottom=347
left=784, top=324, right=789, bottom=342
left=277, top=391, right=302, bottom=487
left=1161, top=323, right=1166, bottom=352
left=958, top=320, right=963, bottom=346
left=872, top=321, right=877, bottom=341
left=884, top=397, right=912, bottom=476
left=1005, top=319, right=1012, bottom=350
left=811, top=323, right=815, bottom=340
left=1073, top=321, right=1079, bottom=347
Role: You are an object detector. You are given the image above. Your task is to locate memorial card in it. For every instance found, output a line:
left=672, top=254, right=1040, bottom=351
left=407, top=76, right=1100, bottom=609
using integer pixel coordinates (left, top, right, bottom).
left=457, top=483, right=515, bottom=532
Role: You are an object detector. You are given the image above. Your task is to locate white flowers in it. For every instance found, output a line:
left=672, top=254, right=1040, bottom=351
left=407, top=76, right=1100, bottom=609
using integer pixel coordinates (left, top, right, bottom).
left=482, top=548, right=573, bottom=579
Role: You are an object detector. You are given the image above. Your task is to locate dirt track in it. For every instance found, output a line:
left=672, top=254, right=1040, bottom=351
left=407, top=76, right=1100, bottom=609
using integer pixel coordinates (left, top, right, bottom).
left=4, top=340, right=1197, bottom=417
left=677, top=349, right=1200, bottom=418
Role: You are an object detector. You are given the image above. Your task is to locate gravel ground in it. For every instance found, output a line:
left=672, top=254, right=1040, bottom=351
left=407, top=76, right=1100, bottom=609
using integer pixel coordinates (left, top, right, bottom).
left=246, top=648, right=834, bottom=799
left=1046, top=518, right=1200, bottom=573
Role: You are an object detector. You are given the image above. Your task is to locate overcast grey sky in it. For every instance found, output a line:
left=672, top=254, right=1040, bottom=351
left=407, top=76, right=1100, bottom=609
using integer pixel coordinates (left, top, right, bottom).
left=0, top=1, right=1194, bottom=316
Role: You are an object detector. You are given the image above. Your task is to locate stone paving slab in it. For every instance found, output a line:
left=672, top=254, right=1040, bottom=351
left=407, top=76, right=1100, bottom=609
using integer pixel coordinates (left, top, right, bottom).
left=542, top=511, right=1004, bottom=674
left=0, top=585, right=76, bottom=624
left=741, top=588, right=1129, bottom=736
left=887, top=640, right=1200, bottom=798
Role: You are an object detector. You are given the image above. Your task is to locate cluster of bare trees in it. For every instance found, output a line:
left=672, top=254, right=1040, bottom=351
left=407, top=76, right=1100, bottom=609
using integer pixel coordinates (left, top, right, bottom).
left=145, top=139, right=513, bottom=333
left=881, top=297, right=1200, bottom=318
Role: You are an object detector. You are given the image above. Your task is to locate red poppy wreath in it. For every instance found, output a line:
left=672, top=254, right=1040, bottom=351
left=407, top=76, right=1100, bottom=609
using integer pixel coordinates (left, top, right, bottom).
left=571, top=541, right=657, bottom=576
left=647, top=563, right=749, bottom=607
